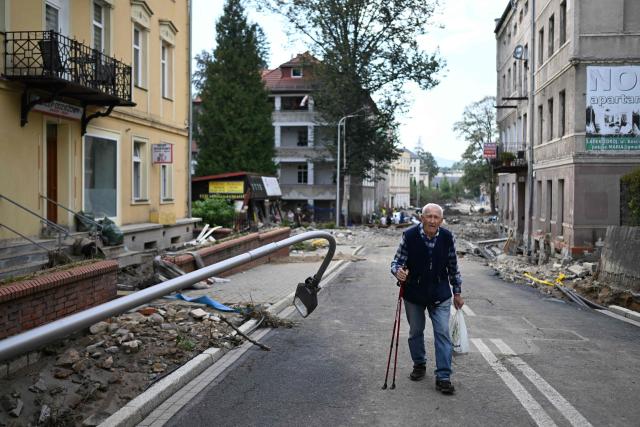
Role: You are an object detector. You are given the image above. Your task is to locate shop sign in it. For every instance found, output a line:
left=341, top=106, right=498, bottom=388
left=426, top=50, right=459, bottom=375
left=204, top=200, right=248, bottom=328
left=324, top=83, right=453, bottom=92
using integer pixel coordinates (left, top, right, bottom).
left=33, top=101, right=82, bottom=120
left=208, top=181, right=244, bottom=195
left=483, top=143, right=497, bottom=159
left=152, top=144, right=173, bottom=163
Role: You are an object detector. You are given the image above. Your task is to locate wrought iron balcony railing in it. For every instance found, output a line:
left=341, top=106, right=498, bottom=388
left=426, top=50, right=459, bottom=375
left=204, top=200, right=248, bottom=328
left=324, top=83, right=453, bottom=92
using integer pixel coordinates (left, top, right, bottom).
left=3, top=30, right=134, bottom=131
left=4, top=30, right=133, bottom=103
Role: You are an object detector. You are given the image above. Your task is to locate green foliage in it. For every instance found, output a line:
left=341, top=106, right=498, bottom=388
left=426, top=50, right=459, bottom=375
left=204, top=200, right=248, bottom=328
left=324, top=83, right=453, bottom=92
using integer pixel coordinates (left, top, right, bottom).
left=194, top=0, right=275, bottom=176
left=176, top=335, right=196, bottom=352
left=621, top=168, right=640, bottom=225
left=500, top=151, right=516, bottom=162
left=192, top=198, right=235, bottom=228
left=258, top=0, right=444, bottom=181
left=453, top=96, right=498, bottom=212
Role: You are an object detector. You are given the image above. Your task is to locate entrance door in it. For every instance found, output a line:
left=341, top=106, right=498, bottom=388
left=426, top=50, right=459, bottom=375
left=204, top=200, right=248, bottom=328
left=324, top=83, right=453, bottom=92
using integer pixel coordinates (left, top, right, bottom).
left=46, top=123, right=58, bottom=223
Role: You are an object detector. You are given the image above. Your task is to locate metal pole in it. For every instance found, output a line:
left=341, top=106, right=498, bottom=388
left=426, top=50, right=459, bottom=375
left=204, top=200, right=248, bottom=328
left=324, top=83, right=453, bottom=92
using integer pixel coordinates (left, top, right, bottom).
left=526, top=0, right=536, bottom=256
left=0, top=231, right=336, bottom=362
left=187, top=0, right=193, bottom=218
left=336, top=118, right=342, bottom=227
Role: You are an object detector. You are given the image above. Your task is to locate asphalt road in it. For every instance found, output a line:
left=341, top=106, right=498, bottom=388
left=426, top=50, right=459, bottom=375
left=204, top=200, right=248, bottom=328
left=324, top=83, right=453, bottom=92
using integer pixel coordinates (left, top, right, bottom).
left=165, top=242, right=640, bottom=427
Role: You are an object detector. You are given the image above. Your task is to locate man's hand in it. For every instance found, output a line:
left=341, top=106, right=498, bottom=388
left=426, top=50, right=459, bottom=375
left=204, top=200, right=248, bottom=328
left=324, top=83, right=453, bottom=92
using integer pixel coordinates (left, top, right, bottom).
left=453, top=293, right=464, bottom=310
left=395, top=266, right=409, bottom=283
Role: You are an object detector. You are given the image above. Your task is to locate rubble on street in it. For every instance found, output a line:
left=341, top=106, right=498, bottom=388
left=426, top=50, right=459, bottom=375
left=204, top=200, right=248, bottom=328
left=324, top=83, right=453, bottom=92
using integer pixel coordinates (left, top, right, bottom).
left=1, top=205, right=637, bottom=425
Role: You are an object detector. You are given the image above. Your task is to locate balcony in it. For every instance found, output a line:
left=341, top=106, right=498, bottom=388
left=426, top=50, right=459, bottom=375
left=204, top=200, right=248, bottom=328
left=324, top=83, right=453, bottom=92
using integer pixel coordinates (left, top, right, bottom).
left=280, top=184, right=336, bottom=200
left=491, top=149, right=528, bottom=173
left=3, top=30, right=134, bottom=133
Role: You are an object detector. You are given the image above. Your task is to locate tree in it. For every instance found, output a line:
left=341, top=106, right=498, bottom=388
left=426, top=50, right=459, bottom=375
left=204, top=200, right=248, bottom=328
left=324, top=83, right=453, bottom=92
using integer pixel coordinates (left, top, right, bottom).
left=257, top=0, right=444, bottom=180
left=453, top=96, right=498, bottom=212
left=194, top=0, right=275, bottom=176
left=416, top=148, right=439, bottom=184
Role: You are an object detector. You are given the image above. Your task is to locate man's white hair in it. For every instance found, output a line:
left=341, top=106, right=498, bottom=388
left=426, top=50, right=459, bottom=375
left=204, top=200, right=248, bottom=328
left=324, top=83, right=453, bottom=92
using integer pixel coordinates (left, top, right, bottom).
left=421, top=203, right=444, bottom=217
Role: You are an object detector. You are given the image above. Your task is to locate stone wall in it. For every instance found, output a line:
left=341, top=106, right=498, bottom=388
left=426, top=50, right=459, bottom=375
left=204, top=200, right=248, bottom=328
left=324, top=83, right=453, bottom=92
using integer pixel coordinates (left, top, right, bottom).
left=598, top=226, right=640, bottom=292
left=0, top=261, right=118, bottom=339
left=164, top=228, right=291, bottom=275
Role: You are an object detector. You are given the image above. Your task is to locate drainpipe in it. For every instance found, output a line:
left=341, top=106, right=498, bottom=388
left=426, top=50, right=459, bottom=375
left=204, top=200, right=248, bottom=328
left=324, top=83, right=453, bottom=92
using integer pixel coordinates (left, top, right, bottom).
left=187, top=0, right=193, bottom=218
left=526, top=0, right=536, bottom=255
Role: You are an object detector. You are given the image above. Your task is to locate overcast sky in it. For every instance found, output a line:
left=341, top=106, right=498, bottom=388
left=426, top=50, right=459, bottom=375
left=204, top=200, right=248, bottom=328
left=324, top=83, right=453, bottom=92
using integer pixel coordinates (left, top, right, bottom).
left=192, top=0, right=508, bottom=166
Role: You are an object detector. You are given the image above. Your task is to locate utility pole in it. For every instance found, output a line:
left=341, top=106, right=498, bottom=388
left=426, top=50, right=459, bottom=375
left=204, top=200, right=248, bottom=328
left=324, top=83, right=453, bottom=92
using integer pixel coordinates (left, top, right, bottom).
left=526, top=0, right=536, bottom=256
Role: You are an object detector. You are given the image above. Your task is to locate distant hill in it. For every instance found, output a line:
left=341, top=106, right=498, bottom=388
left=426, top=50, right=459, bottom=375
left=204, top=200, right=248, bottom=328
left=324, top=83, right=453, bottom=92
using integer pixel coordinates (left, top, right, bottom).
left=434, top=155, right=458, bottom=168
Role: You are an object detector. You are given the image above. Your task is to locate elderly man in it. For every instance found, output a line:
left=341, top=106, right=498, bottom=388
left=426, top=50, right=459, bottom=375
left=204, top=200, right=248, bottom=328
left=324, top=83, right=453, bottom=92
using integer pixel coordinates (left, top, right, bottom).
left=390, top=203, right=464, bottom=395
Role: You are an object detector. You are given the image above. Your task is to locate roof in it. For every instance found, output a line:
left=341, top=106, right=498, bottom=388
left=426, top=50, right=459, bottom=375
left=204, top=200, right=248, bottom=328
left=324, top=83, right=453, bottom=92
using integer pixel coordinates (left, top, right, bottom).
left=262, top=52, right=319, bottom=93
left=494, top=2, right=513, bottom=34
left=192, top=171, right=254, bottom=182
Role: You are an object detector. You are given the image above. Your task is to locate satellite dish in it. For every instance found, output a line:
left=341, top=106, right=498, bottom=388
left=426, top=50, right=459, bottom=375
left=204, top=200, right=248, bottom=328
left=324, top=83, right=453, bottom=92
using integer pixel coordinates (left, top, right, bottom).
left=513, top=45, right=524, bottom=60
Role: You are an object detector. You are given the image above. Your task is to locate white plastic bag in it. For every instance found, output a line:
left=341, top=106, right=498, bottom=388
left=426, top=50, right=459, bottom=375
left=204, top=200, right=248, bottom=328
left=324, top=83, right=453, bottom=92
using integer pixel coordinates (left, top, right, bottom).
left=449, top=308, right=469, bottom=354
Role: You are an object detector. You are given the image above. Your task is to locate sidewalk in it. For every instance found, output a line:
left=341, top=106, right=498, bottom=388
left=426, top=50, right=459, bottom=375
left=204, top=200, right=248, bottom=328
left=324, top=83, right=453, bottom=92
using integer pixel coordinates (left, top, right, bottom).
left=100, top=242, right=363, bottom=427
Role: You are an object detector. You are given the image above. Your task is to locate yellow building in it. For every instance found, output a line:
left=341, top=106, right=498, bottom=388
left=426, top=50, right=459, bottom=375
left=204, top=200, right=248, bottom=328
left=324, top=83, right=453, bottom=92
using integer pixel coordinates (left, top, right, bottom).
left=0, top=0, right=195, bottom=252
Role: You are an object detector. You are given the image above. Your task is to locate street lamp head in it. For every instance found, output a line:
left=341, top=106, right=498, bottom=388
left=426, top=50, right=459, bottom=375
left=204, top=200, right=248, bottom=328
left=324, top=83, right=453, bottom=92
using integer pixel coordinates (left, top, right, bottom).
left=293, top=276, right=319, bottom=317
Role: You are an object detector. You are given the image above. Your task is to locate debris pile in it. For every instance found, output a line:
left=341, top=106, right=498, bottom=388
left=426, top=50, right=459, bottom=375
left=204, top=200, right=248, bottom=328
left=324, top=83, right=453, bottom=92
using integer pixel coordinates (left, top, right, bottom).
left=0, top=301, right=281, bottom=426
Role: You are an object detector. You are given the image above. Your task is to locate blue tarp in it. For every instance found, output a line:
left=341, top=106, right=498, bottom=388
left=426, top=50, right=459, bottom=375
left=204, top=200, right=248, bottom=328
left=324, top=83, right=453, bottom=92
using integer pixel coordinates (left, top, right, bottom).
left=166, top=293, right=238, bottom=312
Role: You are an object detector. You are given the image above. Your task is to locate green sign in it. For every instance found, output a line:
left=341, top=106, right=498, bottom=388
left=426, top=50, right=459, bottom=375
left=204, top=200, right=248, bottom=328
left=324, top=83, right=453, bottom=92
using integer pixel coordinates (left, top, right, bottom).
left=586, top=136, right=640, bottom=151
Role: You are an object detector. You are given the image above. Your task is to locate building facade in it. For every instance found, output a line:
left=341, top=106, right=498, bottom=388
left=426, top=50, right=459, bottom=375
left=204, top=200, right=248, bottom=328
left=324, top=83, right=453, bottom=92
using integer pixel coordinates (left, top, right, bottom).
left=495, top=0, right=640, bottom=255
left=0, top=0, right=194, bottom=251
left=263, top=53, right=375, bottom=223
left=387, top=148, right=411, bottom=208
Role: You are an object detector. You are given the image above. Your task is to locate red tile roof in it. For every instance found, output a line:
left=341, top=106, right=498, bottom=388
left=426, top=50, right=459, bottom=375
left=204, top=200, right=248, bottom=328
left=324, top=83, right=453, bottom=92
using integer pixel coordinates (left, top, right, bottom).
left=262, top=52, right=319, bottom=93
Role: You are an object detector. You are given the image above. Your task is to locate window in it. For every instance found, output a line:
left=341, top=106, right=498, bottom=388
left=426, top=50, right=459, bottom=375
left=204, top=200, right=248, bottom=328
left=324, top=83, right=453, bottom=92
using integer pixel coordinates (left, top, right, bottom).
left=161, top=42, right=173, bottom=98
left=538, top=105, right=543, bottom=145
left=297, top=128, right=308, bottom=146
left=523, top=113, right=528, bottom=148
left=160, top=164, right=173, bottom=201
left=502, top=74, right=506, bottom=96
left=536, top=180, right=542, bottom=217
left=84, top=135, right=117, bottom=217
left=548, top=15, right=555, bottom=57
left=559, top=1, right=567, bottom=45
left=93, top=2, right=104, bottom=51
left=45, top=3, right=59, bottom=31
left=523, top=45, right=529, bottom=89
left=559, top=90, right=566, bottom=136
left=92, top=2, right=110, bottom=53
left=297, top=164, right=308, bottom=184
left=513, top=61, right=517, bottom=93
left=558, top=179, right=565, bottom=229
left=546, top=180, right=552, bottom=230
left=133, top=26, right=147, bottom=87
left=507, top=68, right=511, bottom=93
left=292, top=67, right=303, bottom=78
left=548, top=98, right=554, bottom=141
left=132, top=140, right=148, bottom=201
left=538, top=28, right=544, bottom=66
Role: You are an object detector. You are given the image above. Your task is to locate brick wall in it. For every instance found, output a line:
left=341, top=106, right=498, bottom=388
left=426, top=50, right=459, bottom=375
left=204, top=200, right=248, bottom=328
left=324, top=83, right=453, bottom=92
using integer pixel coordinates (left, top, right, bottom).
left=0, top=261, right=118, bottom=339
left=164, top=227, right=291, bottom=275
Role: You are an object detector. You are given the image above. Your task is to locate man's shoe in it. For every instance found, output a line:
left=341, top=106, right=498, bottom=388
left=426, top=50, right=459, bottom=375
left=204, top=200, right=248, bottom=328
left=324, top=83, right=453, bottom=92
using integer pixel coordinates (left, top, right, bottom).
left=435, top=379, right=456, bottom=395
left=409, top=364, right=426, bottom=381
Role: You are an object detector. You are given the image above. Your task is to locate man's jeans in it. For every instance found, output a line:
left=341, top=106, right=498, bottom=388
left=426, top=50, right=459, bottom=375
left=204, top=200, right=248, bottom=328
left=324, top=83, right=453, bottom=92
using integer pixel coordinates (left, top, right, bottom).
left=404, top=298, right=453, bottom=380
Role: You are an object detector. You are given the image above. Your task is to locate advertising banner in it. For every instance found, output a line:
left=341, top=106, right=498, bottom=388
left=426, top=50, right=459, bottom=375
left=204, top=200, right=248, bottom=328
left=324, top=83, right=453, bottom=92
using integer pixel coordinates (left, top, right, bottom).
left=586, top=66, right=640, bottom=150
